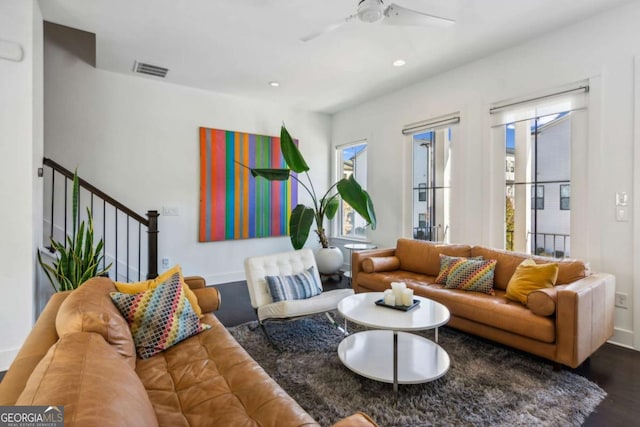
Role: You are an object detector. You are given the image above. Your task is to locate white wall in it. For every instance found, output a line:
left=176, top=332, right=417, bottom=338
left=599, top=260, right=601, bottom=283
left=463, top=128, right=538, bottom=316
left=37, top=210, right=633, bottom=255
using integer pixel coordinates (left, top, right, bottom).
left=0, top=0, right=43, bottom=370
left=44, top=26, right=332, bottom=286
left=332, top=2, right=640, bottom=349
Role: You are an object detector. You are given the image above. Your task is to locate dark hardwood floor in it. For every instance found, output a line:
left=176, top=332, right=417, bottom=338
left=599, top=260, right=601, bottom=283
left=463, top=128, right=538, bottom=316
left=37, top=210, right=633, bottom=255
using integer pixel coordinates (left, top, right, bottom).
left=2, top=276, right=638, bottom=426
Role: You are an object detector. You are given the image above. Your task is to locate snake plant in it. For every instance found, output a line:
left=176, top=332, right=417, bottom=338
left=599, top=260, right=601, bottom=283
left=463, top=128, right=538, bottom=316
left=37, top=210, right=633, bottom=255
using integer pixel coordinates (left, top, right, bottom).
left=37, top=170, right=112, bottom=291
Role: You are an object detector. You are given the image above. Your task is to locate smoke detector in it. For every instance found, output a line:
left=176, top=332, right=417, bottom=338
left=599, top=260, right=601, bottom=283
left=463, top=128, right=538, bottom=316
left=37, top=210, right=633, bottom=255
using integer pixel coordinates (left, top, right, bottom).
left=357, top=0, right=384, bottom=23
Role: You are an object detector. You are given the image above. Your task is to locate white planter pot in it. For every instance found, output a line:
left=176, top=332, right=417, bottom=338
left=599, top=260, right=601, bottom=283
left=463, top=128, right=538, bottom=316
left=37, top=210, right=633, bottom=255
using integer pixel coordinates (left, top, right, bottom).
left=315, top=246, right=344, bottom=274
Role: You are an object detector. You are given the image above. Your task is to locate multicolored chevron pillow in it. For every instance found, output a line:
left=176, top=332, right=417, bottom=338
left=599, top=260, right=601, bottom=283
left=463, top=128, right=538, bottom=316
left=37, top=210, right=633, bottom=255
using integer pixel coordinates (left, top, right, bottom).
left=435, top=254, right=484, bottom=284
left=110, top=272, right=210, bottom=359
left=444, top=258, right=497, bottom=295
left=266, top=267, right=322, bottom=302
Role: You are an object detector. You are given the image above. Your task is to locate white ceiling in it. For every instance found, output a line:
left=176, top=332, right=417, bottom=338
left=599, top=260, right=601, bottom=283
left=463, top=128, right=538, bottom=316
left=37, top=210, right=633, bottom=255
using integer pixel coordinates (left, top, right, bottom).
left=39, top=0, right=631, bottom=114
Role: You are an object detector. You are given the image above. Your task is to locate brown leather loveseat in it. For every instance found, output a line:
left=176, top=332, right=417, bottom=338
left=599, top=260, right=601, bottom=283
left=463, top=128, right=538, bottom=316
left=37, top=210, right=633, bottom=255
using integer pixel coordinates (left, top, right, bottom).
left=352, top=238, right=615, bottom=368
left=0, top=277, right=375, bottom=427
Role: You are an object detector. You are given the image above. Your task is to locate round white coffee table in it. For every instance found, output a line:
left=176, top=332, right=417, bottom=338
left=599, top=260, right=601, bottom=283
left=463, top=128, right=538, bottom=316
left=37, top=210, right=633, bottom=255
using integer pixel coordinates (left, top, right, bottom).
left=337, top=292, right=450, bottom=395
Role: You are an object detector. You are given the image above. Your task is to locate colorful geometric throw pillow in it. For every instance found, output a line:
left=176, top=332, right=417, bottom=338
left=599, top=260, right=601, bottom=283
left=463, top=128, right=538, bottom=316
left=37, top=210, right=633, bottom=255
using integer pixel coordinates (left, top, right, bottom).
left=435, top=254, right=484, bottom=284
left=114, top=264, right=203, bottom=318
left=266, top=267, right=322, bottom=303
left=444, top=258, right=497, bottom=295
left=110, top=272, right=210, bottom=359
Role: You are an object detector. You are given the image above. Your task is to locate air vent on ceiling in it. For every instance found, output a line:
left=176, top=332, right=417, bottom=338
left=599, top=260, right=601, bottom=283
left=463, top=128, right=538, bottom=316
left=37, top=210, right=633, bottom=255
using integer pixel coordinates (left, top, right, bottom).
left=133, top=61, right=169, bottom=78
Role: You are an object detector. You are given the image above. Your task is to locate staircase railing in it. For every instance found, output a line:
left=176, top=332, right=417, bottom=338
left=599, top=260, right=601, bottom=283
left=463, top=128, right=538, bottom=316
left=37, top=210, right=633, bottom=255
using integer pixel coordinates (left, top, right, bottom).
left=42, top=158, right=158, bottom=281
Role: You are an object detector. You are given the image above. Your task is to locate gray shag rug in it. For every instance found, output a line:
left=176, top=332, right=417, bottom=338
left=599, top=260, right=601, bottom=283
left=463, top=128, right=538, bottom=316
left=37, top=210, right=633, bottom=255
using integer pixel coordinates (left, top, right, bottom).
left=228, top=314, right=605, bottom=427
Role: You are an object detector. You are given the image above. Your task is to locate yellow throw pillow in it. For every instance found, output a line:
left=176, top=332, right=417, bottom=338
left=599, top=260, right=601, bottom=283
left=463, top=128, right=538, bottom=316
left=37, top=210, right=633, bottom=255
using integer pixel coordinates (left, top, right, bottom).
left=115, top=265, right=203, bottom=317
left=505, top=259, right=559, bottom=305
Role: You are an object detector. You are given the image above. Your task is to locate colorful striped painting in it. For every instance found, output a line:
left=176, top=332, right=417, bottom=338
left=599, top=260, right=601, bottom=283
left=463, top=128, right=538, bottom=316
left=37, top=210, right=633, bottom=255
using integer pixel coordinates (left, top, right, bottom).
left=198, top=127, right=297, bottom=242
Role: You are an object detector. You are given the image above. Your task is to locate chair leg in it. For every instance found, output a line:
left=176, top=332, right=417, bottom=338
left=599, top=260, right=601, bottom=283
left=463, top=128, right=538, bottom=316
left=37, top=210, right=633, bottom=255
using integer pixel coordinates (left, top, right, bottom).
left=258, top=321, right=282, bottom=351
left=325, top=312, right=348, bottom=335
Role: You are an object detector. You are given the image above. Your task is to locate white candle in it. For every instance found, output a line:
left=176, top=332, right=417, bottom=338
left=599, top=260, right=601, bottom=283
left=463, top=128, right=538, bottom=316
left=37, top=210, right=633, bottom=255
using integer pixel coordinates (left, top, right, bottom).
left=391, top=282, right=406, bottom=303
left=384, top=293, right=396, bottom=306
left=401, top=288, right=414, bottom=306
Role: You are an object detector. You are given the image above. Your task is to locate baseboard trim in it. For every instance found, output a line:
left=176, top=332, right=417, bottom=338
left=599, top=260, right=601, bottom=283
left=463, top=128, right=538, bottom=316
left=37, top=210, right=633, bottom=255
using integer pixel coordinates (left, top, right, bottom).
left=0, top=347, right=19, bottom=371
left=608, top=327, right=635, bottom=349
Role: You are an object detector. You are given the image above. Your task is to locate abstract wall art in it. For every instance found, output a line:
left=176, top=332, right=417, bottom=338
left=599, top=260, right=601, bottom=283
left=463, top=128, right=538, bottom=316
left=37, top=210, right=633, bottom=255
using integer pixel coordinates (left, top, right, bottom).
left=198, top=127, right=297, bottom=242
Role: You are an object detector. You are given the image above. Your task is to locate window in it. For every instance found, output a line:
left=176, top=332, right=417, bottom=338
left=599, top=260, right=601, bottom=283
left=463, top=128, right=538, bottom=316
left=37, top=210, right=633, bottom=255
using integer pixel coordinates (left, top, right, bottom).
left=337, top=141, right=367, bottom=238
left=532, top=185, right=545, bottom=210
left=418, top=183, right=427, bottom=202
left=407, top=114, right=459, bottom=243
left=493, top=83, right=588, bottom=258
left=560, top=184, right=570, bottom=210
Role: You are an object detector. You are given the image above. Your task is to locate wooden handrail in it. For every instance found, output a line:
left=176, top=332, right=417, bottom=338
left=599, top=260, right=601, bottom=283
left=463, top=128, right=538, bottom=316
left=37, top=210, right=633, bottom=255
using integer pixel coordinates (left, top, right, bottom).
left=43, top=158, right=148, bottom=225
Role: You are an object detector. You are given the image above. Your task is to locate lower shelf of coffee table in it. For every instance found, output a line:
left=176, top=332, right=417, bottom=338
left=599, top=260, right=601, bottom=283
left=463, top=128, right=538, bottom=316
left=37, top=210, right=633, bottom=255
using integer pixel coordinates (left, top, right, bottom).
left=337, top=330, right=450, bottom=384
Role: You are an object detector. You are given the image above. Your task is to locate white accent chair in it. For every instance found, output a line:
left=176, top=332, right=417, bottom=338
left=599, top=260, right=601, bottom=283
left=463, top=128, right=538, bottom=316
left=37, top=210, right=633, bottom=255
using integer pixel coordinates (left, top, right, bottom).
left=244, top=248, right=354, bottom=343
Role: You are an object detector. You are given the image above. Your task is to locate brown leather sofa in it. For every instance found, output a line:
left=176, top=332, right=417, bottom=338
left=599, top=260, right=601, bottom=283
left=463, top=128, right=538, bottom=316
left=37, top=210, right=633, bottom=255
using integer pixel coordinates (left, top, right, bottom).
left=352, top=238, right=616, bottom=368
left=0, top=277, right=376, bottom=427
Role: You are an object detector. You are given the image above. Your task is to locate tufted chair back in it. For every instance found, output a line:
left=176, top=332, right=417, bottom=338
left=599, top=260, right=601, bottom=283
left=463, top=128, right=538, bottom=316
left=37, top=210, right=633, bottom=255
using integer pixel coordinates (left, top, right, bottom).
left=244, top=248, right=320, bottom=309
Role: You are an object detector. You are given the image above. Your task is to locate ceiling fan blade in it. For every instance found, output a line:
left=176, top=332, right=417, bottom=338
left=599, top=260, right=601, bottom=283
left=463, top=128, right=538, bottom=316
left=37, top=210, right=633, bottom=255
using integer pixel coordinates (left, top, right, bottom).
left=300, top=14, right=357, bottom=42
left=383, top=3, right=455, bottom=27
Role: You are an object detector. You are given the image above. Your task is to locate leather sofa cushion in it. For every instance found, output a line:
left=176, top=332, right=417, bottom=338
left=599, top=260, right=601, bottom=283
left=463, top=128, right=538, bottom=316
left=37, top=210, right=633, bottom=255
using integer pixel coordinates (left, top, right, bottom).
left=17, top=332, right=158, bottom=427
left=395, top=238, right=471, bottom=276
left=527, top=286, right=559, bottom=317
left=56, top=277, right=136, bottom=370
left=135, top=313, right=317, bottom=427
left=470, top=246, right=587, bottom=290
left=362, top=256, right=400, bottom=273
left=410, top=284, right=556, bottom=343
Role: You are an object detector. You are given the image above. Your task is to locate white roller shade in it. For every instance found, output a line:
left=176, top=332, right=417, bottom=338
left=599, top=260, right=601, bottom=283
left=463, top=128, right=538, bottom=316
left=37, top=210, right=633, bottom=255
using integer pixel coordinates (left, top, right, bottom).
left=490, top=82, right=589, bottom=127
left=402, top=113, right=460, bottom=135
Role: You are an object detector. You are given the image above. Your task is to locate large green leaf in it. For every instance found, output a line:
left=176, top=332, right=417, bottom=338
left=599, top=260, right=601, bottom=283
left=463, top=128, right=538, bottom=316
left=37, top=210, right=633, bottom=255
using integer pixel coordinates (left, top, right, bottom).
left=324, top=197, right=340, bottom=220
left=280, top=125, right=309, bottom=173
left=336, top=175, right=376, bottom=229
left=250, top=168, right=291, bottom=181
left=289, top=204, right=314, bottom=250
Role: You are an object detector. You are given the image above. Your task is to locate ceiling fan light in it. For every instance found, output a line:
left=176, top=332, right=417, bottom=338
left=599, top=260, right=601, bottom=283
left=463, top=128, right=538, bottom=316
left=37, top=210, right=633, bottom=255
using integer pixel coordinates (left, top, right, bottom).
left=357, top=0, right=384, bottom=23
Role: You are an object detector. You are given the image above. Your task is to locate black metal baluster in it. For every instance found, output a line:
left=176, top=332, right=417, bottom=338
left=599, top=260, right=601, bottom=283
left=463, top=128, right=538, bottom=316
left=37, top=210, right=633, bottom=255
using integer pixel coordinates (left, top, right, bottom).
left=64, top=178, right=68, bottom=247
left=103, top=200, right=106, bottom=271
left=115, top=208, right=118, bottom=281
left=49, top=171, right=55, bottom=246
left=138, top=223, right=142, bottom=281
left=126, top=215, right=130, bottom=282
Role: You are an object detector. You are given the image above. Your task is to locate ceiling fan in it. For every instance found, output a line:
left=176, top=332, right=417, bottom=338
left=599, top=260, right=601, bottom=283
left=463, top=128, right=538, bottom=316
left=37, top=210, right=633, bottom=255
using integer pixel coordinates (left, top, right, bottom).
left=301, top=0, right=455, bottom=42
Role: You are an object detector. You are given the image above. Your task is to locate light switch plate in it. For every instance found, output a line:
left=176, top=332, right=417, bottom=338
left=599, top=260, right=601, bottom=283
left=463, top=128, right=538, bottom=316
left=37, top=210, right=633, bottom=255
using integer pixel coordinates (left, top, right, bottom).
left=616, top=192, right=628, bottom=206
left=162, top=206, right=180, bottom=216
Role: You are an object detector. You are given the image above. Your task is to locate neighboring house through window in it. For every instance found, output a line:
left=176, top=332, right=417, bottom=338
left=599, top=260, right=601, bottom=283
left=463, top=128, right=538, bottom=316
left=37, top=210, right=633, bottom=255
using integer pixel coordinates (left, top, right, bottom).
left=337, top=141, right=367, bottom=238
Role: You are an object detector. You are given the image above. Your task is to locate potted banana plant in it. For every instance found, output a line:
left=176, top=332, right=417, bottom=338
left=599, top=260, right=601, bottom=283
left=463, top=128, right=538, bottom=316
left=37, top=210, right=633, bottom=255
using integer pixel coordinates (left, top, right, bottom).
left=245, top=124, right=376, bottom=273
left=37, top=170, right=111, bottom=291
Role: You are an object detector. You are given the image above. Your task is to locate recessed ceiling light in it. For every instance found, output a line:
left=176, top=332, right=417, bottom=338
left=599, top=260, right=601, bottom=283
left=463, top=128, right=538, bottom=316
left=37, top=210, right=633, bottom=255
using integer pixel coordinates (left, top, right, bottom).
left=269, top=81, right=280, bottom=87
left=393, top=59, right=406, bottom=67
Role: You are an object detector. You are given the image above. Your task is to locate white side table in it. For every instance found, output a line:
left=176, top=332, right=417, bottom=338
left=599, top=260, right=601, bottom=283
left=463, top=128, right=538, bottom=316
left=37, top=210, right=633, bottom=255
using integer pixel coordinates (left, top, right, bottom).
left=344, top=243, right=377, bottom=284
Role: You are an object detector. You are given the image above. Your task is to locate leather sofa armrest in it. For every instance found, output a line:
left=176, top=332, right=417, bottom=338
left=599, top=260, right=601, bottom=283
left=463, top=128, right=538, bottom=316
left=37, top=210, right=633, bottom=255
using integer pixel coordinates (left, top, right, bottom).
left=184, top=275, right=206, bottom=289
left=331, top=412, right=378, bottom=427
left=352, top=248, right=396, bottom=293
left=0, top=291, right=71, bottom=405
left=555, top=272, right=615, bottom=368
left=192, top=287, right=221, bottom=313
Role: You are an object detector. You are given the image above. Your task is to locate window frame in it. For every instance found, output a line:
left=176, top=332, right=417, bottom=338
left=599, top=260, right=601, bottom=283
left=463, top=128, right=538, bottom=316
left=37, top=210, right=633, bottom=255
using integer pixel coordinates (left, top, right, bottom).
left=560, top=184, right=570, bottom=210
left=532, top=184, right=545, bottom=210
